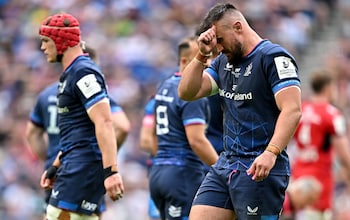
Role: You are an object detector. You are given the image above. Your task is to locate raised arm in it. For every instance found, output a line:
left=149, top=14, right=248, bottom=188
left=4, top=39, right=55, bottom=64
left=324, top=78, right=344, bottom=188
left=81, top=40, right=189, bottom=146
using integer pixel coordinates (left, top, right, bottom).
left=178, top=57, right=214, bottom=101
left=178, top=27, right=218, bottom=101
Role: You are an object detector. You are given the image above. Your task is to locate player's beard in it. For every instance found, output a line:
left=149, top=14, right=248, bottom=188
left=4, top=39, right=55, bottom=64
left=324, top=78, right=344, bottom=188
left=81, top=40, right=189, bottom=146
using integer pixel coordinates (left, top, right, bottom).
left=225, top=39, right=243, bottom=65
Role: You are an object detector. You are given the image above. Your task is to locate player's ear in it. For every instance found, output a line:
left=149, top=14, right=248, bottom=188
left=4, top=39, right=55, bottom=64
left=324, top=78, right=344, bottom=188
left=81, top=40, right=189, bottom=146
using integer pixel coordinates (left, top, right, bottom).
left=232, top=21, right=242, bottom=32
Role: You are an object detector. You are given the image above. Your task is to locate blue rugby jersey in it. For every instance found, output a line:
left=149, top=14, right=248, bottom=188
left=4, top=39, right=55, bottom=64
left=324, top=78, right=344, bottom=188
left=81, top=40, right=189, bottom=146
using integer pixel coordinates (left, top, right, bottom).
left=206, top=94, right=224, bottom=154
left=57, top=55, right=109, bottom=161
left=153, top=73, right=210, bottom=169
left=206, top=40, right=301, bottom=175
left=30, top=82, right=60, bottom=169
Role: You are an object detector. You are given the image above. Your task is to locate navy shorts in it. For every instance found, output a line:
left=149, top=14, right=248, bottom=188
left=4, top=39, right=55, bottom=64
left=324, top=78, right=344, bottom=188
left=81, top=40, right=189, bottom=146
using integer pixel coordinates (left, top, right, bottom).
left=48, top=160, right=105, bottom=215
left=149, top=165, right=205, bottom=220
left=193, top=166, right=289, bottom=220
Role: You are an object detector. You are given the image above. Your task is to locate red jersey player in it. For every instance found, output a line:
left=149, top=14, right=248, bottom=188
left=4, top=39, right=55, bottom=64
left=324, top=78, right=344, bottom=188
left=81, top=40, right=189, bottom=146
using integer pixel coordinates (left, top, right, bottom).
left=292, top=70, right=350, bottom=219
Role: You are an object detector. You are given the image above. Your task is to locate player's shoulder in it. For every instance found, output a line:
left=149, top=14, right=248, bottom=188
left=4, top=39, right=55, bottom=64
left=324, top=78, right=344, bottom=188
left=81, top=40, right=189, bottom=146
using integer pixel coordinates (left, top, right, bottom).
left=38, top=81, right=59, bottom=98
left=258, top=40, right=293, bottom=58
left=303, top=101, right=343, bottom=118
left=145, top=96, right=155, bottom=108
left=67, top=55, right=101, bottom=76
left=157, top=75, right=179, bottom=92
left=326, top=103, right=343, bottom=116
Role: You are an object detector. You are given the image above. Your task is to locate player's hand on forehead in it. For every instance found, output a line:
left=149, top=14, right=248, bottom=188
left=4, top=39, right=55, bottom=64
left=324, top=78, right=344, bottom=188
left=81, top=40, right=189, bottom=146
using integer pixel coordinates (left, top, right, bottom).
left=197, top=26, right=217, bottom=56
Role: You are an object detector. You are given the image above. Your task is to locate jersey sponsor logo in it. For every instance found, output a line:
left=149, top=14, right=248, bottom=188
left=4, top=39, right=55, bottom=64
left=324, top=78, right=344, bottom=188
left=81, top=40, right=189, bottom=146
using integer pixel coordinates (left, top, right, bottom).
left=81, top=200, right=98, bottom=212
left=232, top=85, right=237, bottom=91
left=247, top=206, right=258, bottom=215
left=298, top=148, right=319, bottom=162
left=224, top=63, right=233, bottom=71
left=48, top=95, right=57, bottom=103
left=154, top=94, right=174, bottom=103
left=219, top=88, right=252, bottom=100
left=274, top=56, right=297, bottom=79
left=57, top=106, right=69, bottom=113
left=168, top=205, right=181, bottom=218
left=76, top=74, right=102, bottom=98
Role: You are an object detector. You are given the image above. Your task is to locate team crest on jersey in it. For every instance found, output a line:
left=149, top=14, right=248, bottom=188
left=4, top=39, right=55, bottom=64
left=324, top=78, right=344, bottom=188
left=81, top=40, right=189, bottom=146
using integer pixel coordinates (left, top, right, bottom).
left=76, top=74, right=102, bottom=98
left=274, top=56, right=297, bottom=79
left=243, top=63, right=252, bottom=76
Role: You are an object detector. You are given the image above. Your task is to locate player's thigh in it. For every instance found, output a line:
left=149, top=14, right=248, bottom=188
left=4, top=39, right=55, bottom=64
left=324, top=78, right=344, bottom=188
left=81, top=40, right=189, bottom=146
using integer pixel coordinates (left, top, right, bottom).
left=46, top=204, right=99, bottom=220
left=230, top=171, right=289, bottom=219
left=189, top=205, right=235, bottom=220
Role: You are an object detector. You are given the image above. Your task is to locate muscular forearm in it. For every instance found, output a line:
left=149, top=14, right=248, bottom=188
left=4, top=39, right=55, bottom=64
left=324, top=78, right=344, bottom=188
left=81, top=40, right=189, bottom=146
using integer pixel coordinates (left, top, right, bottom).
left=178, top=53, right=209, bottom=101
left=269, top=108, right=302, bottom=151
left=96, top=120, right=118, bottom=167
left=270, top=87, right=302, bottom=152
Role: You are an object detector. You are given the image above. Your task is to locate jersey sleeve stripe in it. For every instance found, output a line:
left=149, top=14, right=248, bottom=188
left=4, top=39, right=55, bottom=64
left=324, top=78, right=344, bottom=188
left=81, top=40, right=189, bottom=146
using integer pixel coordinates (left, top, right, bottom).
left=183, top=118, right=206, bottom=126
left=272, top=79, right=300, bottom=94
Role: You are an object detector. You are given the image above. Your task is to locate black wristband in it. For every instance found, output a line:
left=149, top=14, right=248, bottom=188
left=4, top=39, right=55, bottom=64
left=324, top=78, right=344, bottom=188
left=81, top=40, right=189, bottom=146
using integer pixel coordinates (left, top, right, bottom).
left=46, top=166, right=58, bottom=179
left=103, top=165, right=118, bottom=179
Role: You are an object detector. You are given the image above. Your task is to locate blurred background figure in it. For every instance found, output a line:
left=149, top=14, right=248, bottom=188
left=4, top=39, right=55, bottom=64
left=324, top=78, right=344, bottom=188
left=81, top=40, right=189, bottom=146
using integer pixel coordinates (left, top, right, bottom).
left=281, top=176, right=322, bottom=220
left=139, top=96, right=161, bottom=220
left=149, top=36, right=218, bottom=220
left=291, top=70, right=350, bottom=220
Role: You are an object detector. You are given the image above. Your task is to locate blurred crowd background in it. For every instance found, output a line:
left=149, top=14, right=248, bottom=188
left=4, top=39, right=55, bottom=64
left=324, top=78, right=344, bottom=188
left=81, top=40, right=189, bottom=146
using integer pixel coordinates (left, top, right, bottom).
left=1, top=0, right=350, bottom=219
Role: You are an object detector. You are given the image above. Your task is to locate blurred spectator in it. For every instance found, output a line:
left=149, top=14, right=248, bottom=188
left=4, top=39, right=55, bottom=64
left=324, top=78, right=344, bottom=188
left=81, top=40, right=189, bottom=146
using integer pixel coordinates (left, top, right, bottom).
left=281, top=176, right=322, bottom=220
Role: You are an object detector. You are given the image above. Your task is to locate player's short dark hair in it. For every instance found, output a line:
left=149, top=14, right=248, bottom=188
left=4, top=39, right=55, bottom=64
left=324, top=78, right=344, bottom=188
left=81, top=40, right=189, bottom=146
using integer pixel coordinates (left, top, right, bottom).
left=83, top=45, right=97, bottom=61
left=177, top=36, right=197, bottom=65
left=310, top=70, right=333, bottom=94
left=80, top=41, right=97, bottom=61
left=195, top=3, right=237, bottom=36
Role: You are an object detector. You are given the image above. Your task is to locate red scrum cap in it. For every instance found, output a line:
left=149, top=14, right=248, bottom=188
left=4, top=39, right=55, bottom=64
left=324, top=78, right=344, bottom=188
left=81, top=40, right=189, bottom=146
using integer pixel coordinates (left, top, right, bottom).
left=39, top=13, right=81, bottom=55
